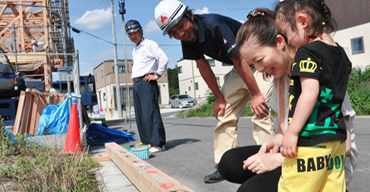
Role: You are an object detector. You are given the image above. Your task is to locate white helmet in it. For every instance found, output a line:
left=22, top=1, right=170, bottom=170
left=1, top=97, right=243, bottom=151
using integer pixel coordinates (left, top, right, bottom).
left=154, top=0, right=188, bottom=35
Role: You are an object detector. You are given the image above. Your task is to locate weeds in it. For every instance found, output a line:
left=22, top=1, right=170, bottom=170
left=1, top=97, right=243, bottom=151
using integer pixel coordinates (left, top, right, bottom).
left=0, top=118, right=101, bottom=191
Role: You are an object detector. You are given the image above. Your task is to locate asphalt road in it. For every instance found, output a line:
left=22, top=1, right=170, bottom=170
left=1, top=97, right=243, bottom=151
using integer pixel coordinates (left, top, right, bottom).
left=104, top=109, right=370, bottom=192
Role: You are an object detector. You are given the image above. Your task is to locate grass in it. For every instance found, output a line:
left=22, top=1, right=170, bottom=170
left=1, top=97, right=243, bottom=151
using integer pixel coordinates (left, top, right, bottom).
left=176, top=101, right=277, bottom=118
left=0, top=119, right=101, bottom=191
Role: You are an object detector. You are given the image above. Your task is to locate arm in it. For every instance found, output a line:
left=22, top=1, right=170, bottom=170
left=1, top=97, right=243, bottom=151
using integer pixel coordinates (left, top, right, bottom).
left=145, top=42, right=168, bottom=82
left=281, top=77, right=319, bottom=158
left=344, top=115, right=351, bottom=155
left=259, top=128, right=284, bottom=154
left=231, top=52, right=269, bottom=118
left=154, top=45, right=168, bottom=76
left=196, top=57, right=226, bottom=119
left=243, top=152, right=284, bottom=174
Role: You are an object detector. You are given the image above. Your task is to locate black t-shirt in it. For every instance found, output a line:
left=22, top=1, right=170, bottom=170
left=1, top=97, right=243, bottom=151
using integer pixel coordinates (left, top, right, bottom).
left=181, top=14, right=241, bottom=65
left=288, top=41, right=352, bottom=146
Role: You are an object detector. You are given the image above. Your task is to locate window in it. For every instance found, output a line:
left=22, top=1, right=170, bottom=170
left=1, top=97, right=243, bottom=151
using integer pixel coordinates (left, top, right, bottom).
left=103, top=92, right=106, bottom=101
left=188, top=86, right=191, bottom=91
left=118, top=66, right=126, bottom=73
left=178, top=66, right=182, bottom=74
left=101, top=70, right=104, bottom=78
left=95, top=74, right=97, bottom=82
left=351, top=37, right=364, bottom=54
left=207, top=59, right=215, bottom=67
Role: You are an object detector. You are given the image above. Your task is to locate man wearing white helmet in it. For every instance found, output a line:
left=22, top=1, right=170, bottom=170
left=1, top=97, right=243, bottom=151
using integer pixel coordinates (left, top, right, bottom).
left=126, top=19, right=168, bottom=154
left=155, top=0, right=275, bottom=183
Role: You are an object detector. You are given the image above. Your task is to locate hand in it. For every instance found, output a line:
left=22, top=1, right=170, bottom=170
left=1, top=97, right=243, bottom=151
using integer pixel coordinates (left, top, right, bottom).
left=243, top=153, right=283, bottom=174
left=259, top=140, right=280, bottom=154
left=250, top=93, right=269, bottom=118
left=213, top=99, right=226, bottom=120
left=280, top=131, right=298, bottom=158
left=143, top=74, right=157, bottom=82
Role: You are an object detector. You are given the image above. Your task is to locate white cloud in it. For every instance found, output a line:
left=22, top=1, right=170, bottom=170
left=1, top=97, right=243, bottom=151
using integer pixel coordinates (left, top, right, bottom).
left=144, top=20, right=161, bottom=34
left=75, top=8, right=112, bottom=31
left=193, top=7, right=209, bottom=14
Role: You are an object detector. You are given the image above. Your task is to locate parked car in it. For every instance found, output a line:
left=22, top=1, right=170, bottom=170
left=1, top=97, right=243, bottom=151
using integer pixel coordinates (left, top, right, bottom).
left=0, top=47, right=26, bottom=99
left=169, top=94, right=197, bottom=108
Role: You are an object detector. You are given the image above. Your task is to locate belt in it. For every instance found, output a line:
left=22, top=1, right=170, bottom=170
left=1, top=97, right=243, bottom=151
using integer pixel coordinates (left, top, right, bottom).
left=133, top=76, right=145, bottom=82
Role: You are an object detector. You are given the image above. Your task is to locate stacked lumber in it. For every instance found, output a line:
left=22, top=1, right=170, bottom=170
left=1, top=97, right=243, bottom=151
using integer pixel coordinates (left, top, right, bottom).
left=105, top=142, right=195, bottom=192
left=13, top=88, right=65, bottom=135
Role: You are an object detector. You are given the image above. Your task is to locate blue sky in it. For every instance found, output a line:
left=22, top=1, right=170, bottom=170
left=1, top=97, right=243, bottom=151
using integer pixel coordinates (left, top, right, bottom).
left=69, top=0, right=279, bottom=76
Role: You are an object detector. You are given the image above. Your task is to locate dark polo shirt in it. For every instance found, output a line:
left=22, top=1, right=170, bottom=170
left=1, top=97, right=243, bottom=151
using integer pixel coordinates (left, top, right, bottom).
left=181, top=14, right=242, bottom=65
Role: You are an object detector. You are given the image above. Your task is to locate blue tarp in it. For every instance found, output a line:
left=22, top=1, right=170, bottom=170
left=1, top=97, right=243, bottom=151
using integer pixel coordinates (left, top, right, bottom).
left=3, top=128, right=40, bottom=147
left=37, top=93, right=77, bottom=136
left=86, top=123, right=135, bottom=145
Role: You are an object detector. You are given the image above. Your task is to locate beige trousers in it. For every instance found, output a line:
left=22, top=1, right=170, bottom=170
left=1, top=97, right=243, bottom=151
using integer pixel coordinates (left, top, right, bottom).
left=214, top=67, right=275, bottom=164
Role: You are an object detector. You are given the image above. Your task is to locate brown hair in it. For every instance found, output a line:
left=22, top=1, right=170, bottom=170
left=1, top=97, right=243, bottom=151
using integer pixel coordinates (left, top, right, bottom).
left=236, top=8, right=278, bottom=48
left=275, top=0, right=337, bottom=38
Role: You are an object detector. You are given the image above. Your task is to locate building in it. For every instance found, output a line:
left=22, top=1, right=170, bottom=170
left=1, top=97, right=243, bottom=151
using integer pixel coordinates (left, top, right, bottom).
left=93, top=59, right=169, bottom=113
left=177, top=56, right=233, bottom=99
left=0, top=0, right=73, bottom=91
left=327, top=0, right=370, bottom=69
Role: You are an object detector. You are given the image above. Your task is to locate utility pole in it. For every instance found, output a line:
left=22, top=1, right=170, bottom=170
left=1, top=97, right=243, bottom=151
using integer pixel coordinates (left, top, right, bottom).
left=118, top=0, right=131, bottom=130
left=111, top=0, right=123, bottom=118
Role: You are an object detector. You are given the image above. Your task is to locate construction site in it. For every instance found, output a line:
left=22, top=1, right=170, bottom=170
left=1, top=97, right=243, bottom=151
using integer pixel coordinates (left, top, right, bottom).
left=0, top=0, right=73, bottom=91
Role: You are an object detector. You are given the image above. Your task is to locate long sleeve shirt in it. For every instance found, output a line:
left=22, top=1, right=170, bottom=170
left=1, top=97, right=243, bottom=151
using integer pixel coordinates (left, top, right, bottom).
left=131, top=38, right=168, bottom=79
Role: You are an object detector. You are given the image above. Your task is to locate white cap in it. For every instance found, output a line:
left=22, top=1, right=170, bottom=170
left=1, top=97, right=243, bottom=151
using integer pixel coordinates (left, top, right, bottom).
left=154, top=0, right=188, bottom=35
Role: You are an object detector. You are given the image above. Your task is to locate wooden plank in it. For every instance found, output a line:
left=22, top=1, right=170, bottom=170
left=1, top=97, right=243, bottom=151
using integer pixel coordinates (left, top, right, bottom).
left=29, top=89, right=40, bottom=135
left=34, top=93, right=46, bottom=136
left=21, top=90, right=33, bottom=134
left=13, top=90, right=26, bottom=135
left=91, top=156, right=111, bottom=162
left=105, top=143, right=195, bottom=192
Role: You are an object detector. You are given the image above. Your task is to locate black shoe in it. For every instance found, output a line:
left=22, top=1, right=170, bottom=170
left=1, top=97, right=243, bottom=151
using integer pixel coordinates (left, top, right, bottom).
left=204, top=168, right=224, bottom=184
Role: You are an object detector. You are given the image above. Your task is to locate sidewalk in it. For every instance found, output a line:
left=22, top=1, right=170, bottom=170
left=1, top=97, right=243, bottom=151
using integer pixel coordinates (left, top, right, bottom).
left=90, top=107, right=184, bottom=192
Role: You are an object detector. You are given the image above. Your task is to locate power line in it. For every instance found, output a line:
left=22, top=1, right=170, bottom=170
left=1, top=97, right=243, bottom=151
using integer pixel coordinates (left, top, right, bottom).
left=71, top=26, right=180, bottom=47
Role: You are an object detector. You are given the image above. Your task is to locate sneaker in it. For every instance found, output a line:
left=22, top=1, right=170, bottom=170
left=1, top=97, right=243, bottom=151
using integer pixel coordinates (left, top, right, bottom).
left=149, top=146, right=163, bottom=154
left=204, top=166, right=224, bottom=184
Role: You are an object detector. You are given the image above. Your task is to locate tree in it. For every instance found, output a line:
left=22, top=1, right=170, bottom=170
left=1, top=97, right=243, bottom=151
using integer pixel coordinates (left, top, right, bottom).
left=167, top=66, right=179, bottom=96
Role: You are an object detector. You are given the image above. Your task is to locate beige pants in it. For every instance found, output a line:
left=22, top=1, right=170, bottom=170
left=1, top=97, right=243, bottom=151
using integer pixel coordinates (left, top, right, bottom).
left=214, top=67, right=275, bottom=164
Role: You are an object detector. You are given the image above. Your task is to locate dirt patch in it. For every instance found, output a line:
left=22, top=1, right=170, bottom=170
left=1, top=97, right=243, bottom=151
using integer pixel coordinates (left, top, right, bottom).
left=0, top=178, right=21, bottom=192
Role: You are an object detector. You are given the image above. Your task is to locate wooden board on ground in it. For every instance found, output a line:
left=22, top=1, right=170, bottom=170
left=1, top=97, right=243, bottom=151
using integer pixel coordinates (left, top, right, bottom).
left=105, top=142, right=195, bottom=192
left=91, top=155, right=111, bottom=162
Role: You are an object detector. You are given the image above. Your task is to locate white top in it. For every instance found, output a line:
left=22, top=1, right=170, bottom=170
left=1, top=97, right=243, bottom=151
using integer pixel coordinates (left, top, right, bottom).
left=32, top=41, right=45, bottom=52
left=131, top=38, right=168, bottom=79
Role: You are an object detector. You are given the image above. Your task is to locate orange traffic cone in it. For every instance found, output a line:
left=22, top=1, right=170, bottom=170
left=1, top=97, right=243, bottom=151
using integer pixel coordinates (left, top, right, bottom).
left=62, top=103, right=82, bottom=154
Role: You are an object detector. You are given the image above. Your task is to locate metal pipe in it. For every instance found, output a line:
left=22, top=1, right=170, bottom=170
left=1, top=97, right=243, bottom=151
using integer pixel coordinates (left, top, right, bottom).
left=122, top=16, right=131, bottom=130
left=13, top=24, right=18, bottom=72
left=67, top=78, right=72, bottom=113
left=111, top=0, right=123, bottom=118
left=73, top=50, right=83, bottom=130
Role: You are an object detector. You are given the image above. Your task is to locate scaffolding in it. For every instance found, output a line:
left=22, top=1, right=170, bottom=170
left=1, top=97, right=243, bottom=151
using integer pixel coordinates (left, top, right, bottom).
left=0, top=0, right=73, bottom=91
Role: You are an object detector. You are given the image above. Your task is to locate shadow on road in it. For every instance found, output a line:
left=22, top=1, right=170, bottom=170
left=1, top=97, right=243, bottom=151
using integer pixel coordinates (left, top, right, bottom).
left=165, top=138, right=201, bottom=150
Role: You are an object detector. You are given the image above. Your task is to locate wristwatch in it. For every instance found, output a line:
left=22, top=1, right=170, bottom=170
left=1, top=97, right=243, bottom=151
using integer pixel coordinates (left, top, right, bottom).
left=155, top=74, right=160, bottom=80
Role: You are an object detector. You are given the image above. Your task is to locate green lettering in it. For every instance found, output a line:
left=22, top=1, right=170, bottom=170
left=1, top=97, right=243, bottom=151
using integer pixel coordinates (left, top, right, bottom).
left=335, top=156, right=341, bottom=169
left=327, top=158, right=333, bottom=170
